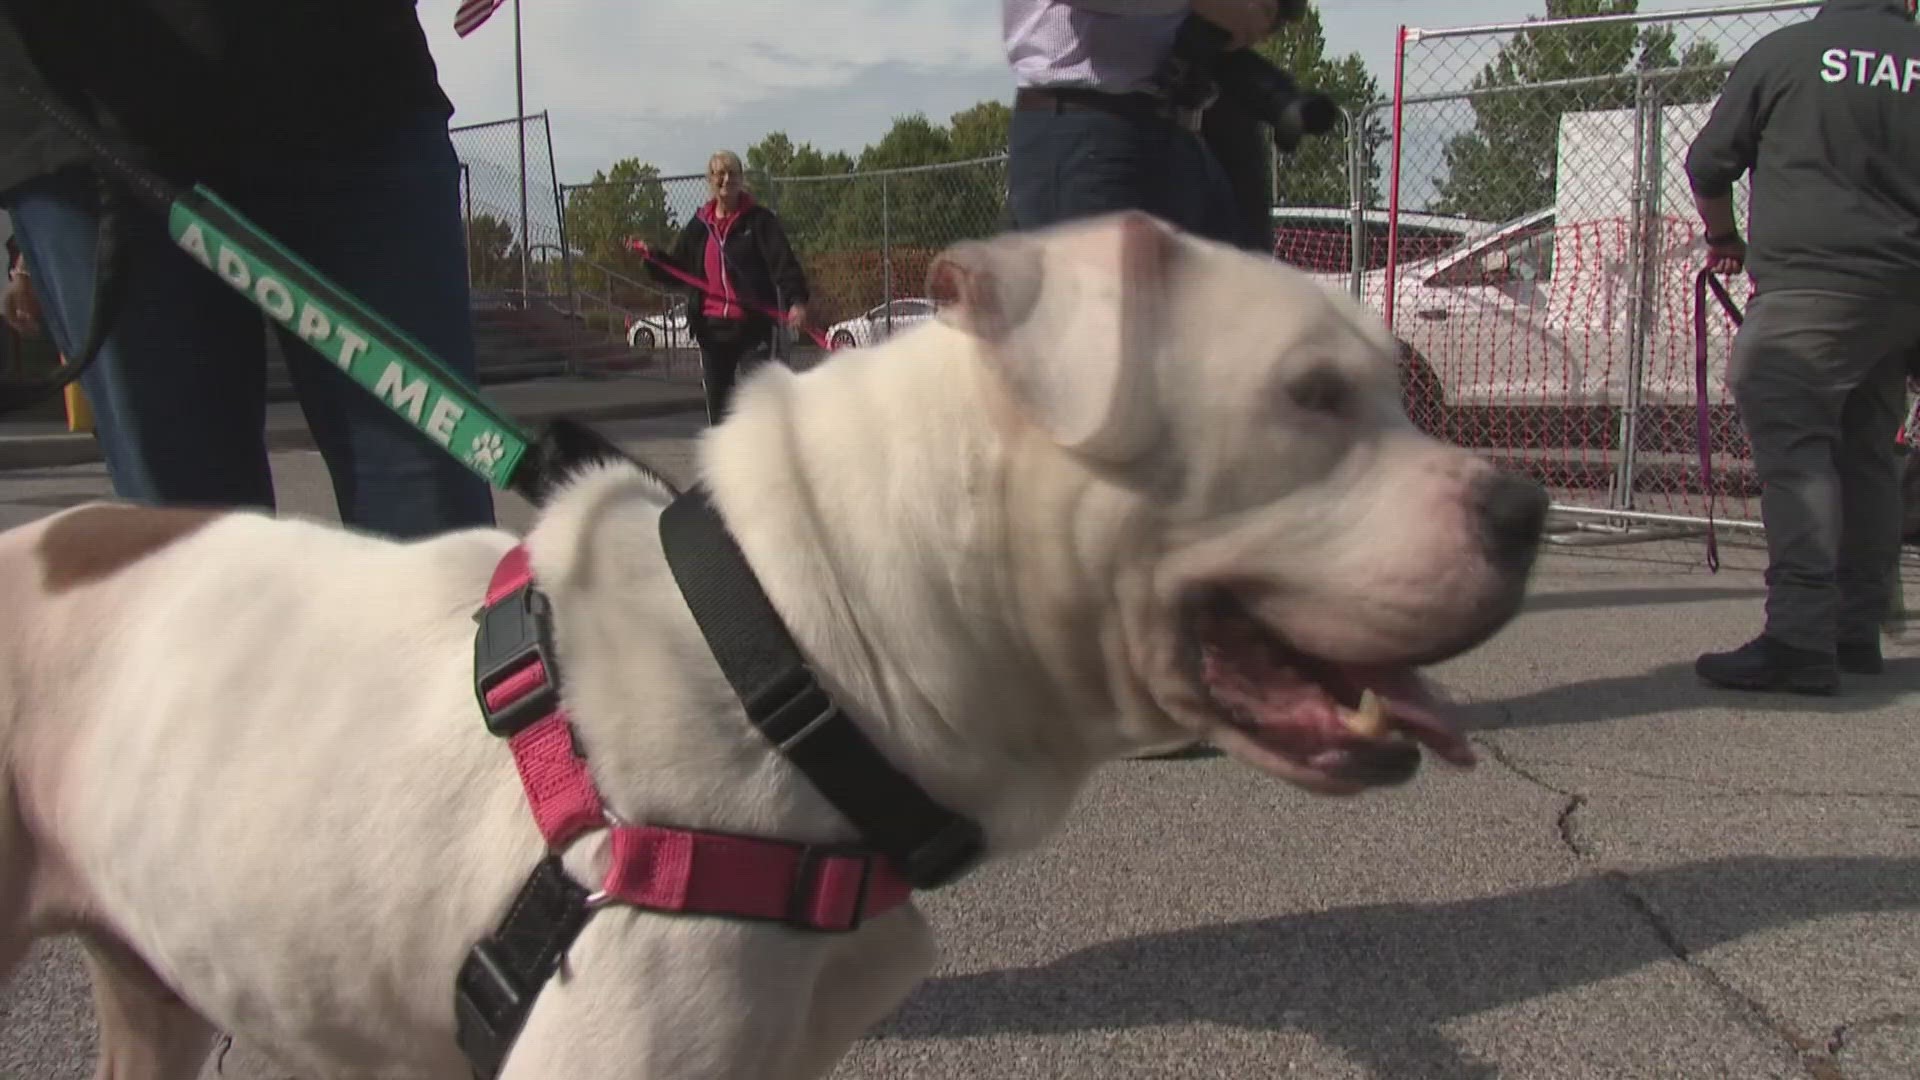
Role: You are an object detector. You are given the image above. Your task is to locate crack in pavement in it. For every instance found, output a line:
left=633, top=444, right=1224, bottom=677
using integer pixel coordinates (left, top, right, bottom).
left=1826, top=1012, right=1920, bottom=1056
left=1483, top=758, right=1920, bottom=803
left=1473, top=716, right=1861, bottom=1080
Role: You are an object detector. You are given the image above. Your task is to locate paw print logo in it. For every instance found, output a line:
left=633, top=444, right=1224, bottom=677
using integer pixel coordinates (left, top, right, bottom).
left=466, top=430, right=505, bottom=472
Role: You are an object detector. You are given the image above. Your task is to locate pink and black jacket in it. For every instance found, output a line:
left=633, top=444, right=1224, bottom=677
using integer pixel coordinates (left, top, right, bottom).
left=643, top=193, right=811, bottom=345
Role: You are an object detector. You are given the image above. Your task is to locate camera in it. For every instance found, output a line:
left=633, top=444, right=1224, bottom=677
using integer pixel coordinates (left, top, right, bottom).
left=1158, top=3, right=1339, bottom=154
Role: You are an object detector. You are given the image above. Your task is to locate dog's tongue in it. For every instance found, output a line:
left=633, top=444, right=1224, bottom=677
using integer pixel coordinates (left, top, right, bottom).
left=1197, top=606, right=1475, bottom=769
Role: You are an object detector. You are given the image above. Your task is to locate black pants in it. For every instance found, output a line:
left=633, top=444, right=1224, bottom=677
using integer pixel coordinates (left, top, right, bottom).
left=1728, top=289, right=1920, bottom=650
left=696, top=316, right=776, bottom=424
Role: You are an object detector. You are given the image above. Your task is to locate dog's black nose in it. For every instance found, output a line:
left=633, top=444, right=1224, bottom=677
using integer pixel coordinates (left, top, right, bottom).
left=1473, top=470, right=1549, bottom=572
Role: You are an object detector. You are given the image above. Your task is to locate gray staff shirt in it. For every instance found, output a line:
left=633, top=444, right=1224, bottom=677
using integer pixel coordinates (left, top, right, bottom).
left=1685, top=0, right=1920, bottom=298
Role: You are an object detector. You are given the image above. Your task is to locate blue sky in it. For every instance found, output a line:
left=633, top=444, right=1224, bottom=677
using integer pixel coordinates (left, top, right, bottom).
left=420, top=0, right=1815, bottom=185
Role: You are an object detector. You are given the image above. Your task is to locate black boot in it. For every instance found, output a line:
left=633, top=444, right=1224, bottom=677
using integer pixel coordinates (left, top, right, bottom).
left=1695, top=635, right=1840, bottom=695
left=1837, top=641, right=1883, bottom=675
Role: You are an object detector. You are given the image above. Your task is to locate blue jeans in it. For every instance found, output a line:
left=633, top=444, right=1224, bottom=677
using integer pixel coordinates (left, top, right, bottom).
left=5, top=112, right=497, bottom=539
left=1007, top=103, right=1242, bottom=245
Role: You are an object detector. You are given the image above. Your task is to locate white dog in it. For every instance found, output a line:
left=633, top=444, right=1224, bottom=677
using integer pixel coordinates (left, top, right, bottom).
left=0, top=210, right=1546, bottom=1079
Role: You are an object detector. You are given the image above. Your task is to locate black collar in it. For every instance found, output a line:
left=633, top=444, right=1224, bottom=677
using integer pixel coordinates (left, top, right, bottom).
left=658, top=486, right=986, bottom=890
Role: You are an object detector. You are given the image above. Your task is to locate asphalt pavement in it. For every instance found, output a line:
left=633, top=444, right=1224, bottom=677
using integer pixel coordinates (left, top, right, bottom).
left=0, top=412, right=1914, bottom=1080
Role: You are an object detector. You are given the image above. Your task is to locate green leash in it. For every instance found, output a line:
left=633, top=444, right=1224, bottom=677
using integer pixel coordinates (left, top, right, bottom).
left=168, top=190, right=531, bottom=490
left=9, top=80, right=536, bottom=496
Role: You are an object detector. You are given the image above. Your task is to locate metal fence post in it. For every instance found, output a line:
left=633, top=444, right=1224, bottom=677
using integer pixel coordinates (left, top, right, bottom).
left=545, top=115, right=576, bottom=318
left=882, top=172, right=893, bottom=338
left=1614, top=74, right=1662, bottom=515
left=459, top=163, right=473, bottom=289
left=1383, top=24, right=1410, bottom=333
left=1346, top=104, right=1368, bottom=300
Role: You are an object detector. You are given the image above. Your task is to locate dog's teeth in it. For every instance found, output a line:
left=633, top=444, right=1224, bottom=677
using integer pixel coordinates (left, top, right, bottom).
left=1344, top=689, right=1392, bottom=739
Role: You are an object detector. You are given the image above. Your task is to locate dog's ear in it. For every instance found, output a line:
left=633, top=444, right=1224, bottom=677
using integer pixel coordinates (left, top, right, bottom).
left=927, top=211, right=1174, bottom=463
left=514, top=415, right=680, bottom=507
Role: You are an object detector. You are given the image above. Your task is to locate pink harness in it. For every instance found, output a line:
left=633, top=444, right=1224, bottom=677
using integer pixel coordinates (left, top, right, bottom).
left=476, top=544, right=915, bottom=927
left=452, top=510, right=973, bottom=1080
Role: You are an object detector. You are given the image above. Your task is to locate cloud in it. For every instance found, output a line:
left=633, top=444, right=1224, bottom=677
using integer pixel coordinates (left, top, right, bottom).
left=419, top=0, right=1786, bottom=186
left=427, top=1, right=1001, bottom=130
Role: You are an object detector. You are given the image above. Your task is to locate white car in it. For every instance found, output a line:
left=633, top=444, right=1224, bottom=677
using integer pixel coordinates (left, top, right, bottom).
left=1272, top=205, right=1490, bottom=274
left=1310, top=206, right=1747, bottom=416
left=626, top=300, right=694, bottom=352
left=824, top=298, right=938, bottom=351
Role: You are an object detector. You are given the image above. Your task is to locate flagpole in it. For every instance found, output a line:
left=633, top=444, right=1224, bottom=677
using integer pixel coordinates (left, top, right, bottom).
left=514, top=0, right=529, bottom=308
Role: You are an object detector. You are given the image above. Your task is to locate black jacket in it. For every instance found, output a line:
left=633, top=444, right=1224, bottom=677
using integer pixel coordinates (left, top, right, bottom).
left=645, top=197, right=811, bottom=342
left=1685, top=0, right=1920, bottom=297
left=0, top=0, right=453, bottom=197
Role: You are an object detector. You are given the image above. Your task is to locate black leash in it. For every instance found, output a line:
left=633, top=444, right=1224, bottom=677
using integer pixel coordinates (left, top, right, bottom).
left=0, top=78, right=147, bottom=416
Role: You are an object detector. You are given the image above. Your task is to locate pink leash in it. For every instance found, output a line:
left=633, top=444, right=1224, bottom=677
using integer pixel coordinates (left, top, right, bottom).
left=625, top=240, right=836, bottom=351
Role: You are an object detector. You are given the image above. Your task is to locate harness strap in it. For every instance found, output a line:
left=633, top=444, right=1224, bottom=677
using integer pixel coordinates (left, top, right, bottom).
left=455, top=543, right=917, bottom=1079
left=453, top=857, right=592, bottom=1080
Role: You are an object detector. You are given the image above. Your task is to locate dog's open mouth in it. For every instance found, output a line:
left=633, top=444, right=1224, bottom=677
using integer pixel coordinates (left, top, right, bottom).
left=1183, top=588, right=1476, bottom=789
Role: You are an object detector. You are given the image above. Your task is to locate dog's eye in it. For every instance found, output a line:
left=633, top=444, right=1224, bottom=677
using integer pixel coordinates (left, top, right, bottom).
left=1288, top=368, right=1352, bottom=418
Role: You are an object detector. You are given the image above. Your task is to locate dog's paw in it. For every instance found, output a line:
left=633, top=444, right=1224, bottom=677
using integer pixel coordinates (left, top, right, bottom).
left=515, top=415, right=680, bottom=506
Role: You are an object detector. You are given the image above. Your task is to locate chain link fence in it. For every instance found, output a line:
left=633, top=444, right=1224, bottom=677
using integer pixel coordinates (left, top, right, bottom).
left=1372, top=0, right=1824, bottom=541
left=451, top=112, right=568, bottom=309
left=552, top=155, right=1008, bottom=382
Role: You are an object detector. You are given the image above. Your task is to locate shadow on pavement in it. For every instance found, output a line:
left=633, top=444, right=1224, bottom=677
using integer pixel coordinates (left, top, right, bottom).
left=873, top=856, right=1918, bottom=1079
left=1462, top=658, right=1920, bottom=731
left=1522, top=585, right=1767, bottom=612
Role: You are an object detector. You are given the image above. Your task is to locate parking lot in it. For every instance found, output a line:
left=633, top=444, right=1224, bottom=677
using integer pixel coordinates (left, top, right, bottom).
left=0, top=410, right=1913, bottom=1080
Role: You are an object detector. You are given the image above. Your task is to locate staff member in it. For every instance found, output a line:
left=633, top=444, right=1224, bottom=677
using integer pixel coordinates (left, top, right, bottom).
left=1001, top=0, right=1282, bottom=246
left=1686, top=0, right=1920, bottom=693
left=635, top=151, right=811, bottom=424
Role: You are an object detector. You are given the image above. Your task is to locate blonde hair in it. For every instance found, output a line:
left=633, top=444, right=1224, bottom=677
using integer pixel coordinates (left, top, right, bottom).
left=707, top=151, right=745, bottom=181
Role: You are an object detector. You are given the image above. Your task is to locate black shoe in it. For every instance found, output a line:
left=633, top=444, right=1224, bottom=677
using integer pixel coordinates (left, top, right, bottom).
left=1837, top=642, right=1883, bottom=675
left=1695, top=636, right=1839, bottom=695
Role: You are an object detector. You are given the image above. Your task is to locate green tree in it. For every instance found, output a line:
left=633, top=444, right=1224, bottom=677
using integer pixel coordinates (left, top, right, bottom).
left=466, top=211, right=516, bottom=290
left=947, top=100, right=1011, bottom=159
left=1430, top=0, right=1723, bottom=223
left=764, top=110, right=1007, bottom=257
left=1252, top=4, right=1388, bottom=207
left=562, top=157, right=678, bottom=275
left=740, top=109, right=1009, bottom=324
left=745, top=130, right=856, bottom=255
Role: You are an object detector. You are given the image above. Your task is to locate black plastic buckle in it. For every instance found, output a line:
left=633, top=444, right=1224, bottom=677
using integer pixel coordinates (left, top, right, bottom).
left=473, top=583, right=561, bottom=739
left=452, top=856, right=594, bottom=1080
left=897, top=817, right=986, bottom=892
left=453, top=939, right=524, bottom=1080
left=749, top=667, right=986, bottom=892
left=752, top=667, right=841, bottom=750
left=788, top=844, right=875, bottom=932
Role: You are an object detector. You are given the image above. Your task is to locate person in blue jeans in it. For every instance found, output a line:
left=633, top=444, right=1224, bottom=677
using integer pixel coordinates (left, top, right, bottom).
left=0, top=1, right=495, bottom=539
left=1001, top=0, right=1282, bottom=249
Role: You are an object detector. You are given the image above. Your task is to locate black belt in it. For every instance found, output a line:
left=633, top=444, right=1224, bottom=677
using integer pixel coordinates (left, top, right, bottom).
left=1013, top=86, right=1202, bottom=130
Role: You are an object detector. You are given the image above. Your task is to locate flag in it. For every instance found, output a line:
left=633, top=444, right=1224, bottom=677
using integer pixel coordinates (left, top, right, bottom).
left=454, top=0, right=508, bottom=37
